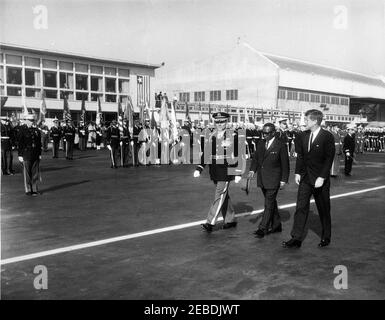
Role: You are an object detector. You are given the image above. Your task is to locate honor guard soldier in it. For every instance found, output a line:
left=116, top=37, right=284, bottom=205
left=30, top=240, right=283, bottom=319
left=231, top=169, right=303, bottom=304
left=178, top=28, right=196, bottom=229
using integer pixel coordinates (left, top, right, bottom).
left=63, top=120, right=76, bottom=160
left=276, top=118, right=289, bottom=156
left=132, top=120, right=142, bottom=166
left=343, top=124, right=356, bottom=176
left=39, top=120, right=49, bottom=152
left=17, top=113, right=42, bottom=196
left=193, top=112, right=242, bottom=232
left=120, top=119, right=131, bottom=167
left=1, top=116, right=15, bottom=175
left=78, top=121, right=88, bottom=151
left=356, top=126, right=365, bottom=154
left=330, top=126, right=342, bottom=177
left=107, top=120, right=120, bottom=168
left=49, top=118, right=62, bottom=158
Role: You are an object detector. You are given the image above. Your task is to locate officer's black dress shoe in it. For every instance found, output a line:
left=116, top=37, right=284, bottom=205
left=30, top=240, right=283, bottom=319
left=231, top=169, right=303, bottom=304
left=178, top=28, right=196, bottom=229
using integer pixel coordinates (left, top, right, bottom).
left=223, top=222, right=237, bottom=229
left=31, top=192, right=38, bottom=197
left=268, top=224, right=282, bottom=234
left=254, top=229, right=265, bottom=238
left=318, top=239, right=331, bottom=247
left=282, top=238, right=302, bottom=248
left=25, top=192, right=32, bottom=196
left=201, top=223, right=214, bottom=232
left=344, top=173, right=351, bottom=176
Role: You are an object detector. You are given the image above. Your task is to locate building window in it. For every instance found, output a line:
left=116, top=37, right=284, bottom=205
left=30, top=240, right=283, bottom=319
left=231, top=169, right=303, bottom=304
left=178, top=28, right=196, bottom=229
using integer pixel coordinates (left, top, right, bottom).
left=331, top=96, right=340, bottom=104
left=7, top=86, right=22, bottom=96
left=76, top=74, right=88, bottom=90
left=43, top=71, right=57, bottom=87
left=105, top=94, right=116, bottom=102
left=231, top=115, right=238, bottom=122
left=179, top=92, right=190, bottom=102
left=25, top=69, right=41, bottom=86
left=0, top=66, right=3, bottom=84
left=6, top=54, right=22, bottom=65
left=90, top=65, right=103, bottom=74
left=119, top=68, right=130, bottom=77
left=341, top=97, right=349, bottom=106
left=26, top=88, right=41, bottom=98
left=119, top=79, right=129, bottom=93
left=226, top=89, right=238, bottom=100
left=105, top=78, right=116, bottom=92
left=25, top=57, right=40, bottom=68
left=310, top=94, right=320, bottom=103
left=210, top=90, right=221, bottom=101
left=60, top=73, right=74, bottom=89
left=45, top=89, right=57, bottom=99
left=287, top=91, right=298, bottom=100
left=278, top=89, right=286, bottom=99
left=43, top=59, right=57, bottom=69
left=76, top=92, right=88, bottom=101
left=60, top=91, right=74, bottom=100
left=7, top=67, right=22, bottom=85
left=194, top=91, right=205, bottom=102
left=105, top=67, right=116, bottom=76
left=75, top=63, right=88, bottom=73
left=91, top=93, right=102, bottom=101
left=91, top=76, right=103, bottom=91
left=59, top=61, right=73, bottom=71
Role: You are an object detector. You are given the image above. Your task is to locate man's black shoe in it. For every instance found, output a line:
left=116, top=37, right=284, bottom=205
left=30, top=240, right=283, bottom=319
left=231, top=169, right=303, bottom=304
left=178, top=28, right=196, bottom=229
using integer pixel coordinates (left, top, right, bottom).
left=31, top=192, right=38, bottom=197
left=344, top=173, right=351, bottom=176
left=268, top=224, right=282, bottom=234
left=282, top=238, right=302, bottom=248
left=201, top=223, right=214, bottom=232
left=318, top=239, right=331, bottom=247
left=223, top=222, right=237, bottom=229
left=254, top=229, right=265, bottom=238
left=25, top=192, right=32, bottom=196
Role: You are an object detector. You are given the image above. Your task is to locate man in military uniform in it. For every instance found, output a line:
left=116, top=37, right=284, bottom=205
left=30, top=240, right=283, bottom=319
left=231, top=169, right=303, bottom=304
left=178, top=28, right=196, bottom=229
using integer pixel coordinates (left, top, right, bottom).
left=106, top=119, right=120, bottom=168
left=39, top=120, right=49, bottom=152
left=49, top=118, right=61, bottom=158
left=355, top=126, right=365, bottom=154
left=17, top=114, right=42, bottom=195
left=276, top=118, right=289, bottom=156
left=343, top=124, right=356, bottom=176
left=63, top=120, right=76, bottom=160
left=120, top=119, right=131, bottom=167
left=330, top=126, right=342, bottom=177
left=78, top=120, right=88, bottom=151
left=1, top=116, right=15, bottom=175
left=132, top=120, right=142, bottom=166
left=193, top=112, right=242, bottom=232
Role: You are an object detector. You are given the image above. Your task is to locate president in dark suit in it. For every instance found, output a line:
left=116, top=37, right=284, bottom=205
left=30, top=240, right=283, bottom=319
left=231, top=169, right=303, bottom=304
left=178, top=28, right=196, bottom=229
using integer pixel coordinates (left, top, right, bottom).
left=248, top=123, right=290, bottom=238
left=283, top=109, right=335, bottom=248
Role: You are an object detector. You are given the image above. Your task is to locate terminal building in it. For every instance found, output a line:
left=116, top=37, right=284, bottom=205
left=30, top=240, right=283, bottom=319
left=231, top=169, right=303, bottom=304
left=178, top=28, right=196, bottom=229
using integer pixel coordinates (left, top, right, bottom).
left=155, top=43, right=385, bottom=126
left=0, top=43, right=161, bottom=122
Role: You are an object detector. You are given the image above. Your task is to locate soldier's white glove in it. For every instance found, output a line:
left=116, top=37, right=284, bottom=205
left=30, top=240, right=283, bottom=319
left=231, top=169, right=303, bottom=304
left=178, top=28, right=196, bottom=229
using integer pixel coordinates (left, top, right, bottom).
left=18, top=156, right=23, bottom=162
left=120, top=141, right=123, bottom=146
left=295, top=174, right=301, bottom=185
left=234, top=176, right=242, bottom=184
left=346, top=152, right=350, bottom=157
left=247, top=171, right=255, bottom=179
left=314, top=177, right=325, bottom=188
left=39, top=155, right=42, bottom=160
left=130, top=141, right=134, bottom=146
left=193, top=170, right=200, bottom=178
left=107, top=145, right=112, bottom=151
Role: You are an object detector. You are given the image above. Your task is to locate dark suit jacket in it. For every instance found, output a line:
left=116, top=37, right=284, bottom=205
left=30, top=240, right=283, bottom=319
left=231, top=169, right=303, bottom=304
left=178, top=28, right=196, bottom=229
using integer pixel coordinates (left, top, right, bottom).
left=343, top=134, right=355, bottom=154
left=295, top=128, right=335, bottom=185
left=17, top=125, right=42, bottom=161
left=249, top=138, right=290, bottom=189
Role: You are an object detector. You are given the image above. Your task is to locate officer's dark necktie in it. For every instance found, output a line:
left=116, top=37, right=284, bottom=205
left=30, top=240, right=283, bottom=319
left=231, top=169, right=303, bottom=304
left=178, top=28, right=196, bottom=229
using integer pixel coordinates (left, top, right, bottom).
left=308, top=132, right=313, bottom=152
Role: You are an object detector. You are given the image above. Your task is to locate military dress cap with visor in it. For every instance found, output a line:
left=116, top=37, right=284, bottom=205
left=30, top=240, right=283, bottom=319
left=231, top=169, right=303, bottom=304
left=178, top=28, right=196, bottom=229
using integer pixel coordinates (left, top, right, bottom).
left=213, top=112, right=230, bottom=123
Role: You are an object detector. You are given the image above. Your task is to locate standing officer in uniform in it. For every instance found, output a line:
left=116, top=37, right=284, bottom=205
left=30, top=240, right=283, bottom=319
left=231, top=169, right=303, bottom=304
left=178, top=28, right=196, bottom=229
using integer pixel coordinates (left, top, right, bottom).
left=283, top=109, right=335, bottom=248
left=132, top=120, right=142, bottom=166
left=1, top=116, right=15, bottom=175
left=49, top=118, right=61, bottom=158
left=248, top=122, right=290, bottom=238
left=107, top=119, right=120, bottom=168
left=63, top=120, right=76, bottom=160
left=17, top=113, right=42, bottom=195
left=78, top=120, right=88, bottom=151
left=330, top=125, right=342, bottom=177
left=193, top=112, right=242, bottom=232
left=120, top=118, right=131, bottom=167
left=343, top=124, right=356, bottom=176
left=39, top=120, right=49, bottom=152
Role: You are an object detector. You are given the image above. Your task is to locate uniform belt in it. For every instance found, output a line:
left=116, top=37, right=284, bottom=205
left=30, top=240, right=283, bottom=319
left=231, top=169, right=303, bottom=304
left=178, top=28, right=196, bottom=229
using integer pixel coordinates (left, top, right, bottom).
left=122, top=136, right=129, bottom=138
left=1, top=137, right=10, bottom=139
left=111, top=135, right=118, bottom=138
left=334, top=143, right=340, bottom=145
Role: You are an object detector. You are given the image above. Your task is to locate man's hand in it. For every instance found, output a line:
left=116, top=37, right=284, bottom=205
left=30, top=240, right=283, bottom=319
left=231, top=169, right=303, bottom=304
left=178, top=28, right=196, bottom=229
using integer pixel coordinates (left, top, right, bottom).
left=193, top=170, right=200, bottom=178
left=18, top=156, right=23, bottom=162
left=314, top=177, right=325, bottom=188
left=346, top=152, right=350, bottom=157
left=39, top=155, right=42, bottom=160
left=247, top=171, right=255, bottom=179
left=279, top=181, right=286, bottom=189
left=120, top=141, right=123, bottom=146
left=107, top=145, right=112, bottom=151
left=234, top=176, right=242, bottom=184
left=295, top=174, right=301, bottom=185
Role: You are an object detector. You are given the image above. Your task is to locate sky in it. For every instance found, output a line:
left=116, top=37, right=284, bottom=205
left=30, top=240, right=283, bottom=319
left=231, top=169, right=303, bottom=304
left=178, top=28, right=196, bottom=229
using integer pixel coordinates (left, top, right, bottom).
left=1, top=0, right=385, bottom=77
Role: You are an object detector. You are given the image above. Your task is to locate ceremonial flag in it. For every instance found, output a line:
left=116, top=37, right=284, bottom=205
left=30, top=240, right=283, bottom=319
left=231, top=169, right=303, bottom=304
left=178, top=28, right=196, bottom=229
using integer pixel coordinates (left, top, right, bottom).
left=208, top=104, right=212, bottom=123
left=185, top=101, right=190, bottom=121
left=125, top=95, right=134, bottom=134
left=80, top=97, right=86, bottom=123
left=244, top=106, right=249, bottom=123
left=22, top=91, right=29, bottom=117
left=1, top=96, right=8, bottom=108
left=169, top=99, right=179, bottom=141
left=38, top=90, right=47, bottom=124
left=63, top=93, right=71, bottom=121
left=117, top=99, right=123, bottom=118
left=96, top=96, right=102, bottom=125
left=159, top=97, right=169, bottom=126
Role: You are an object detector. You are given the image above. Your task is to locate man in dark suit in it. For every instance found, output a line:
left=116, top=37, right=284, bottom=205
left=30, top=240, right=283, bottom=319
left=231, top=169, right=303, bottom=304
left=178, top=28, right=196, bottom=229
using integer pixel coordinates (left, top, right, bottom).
left=248, top=123, right=290, bottom=238
left=283, top=109, right=335, bottom=248
left=343, top=125, right=356, bottom=176
left=106, top=120, right=120, bottom=168
left=193, top=112, right=242, bottom=232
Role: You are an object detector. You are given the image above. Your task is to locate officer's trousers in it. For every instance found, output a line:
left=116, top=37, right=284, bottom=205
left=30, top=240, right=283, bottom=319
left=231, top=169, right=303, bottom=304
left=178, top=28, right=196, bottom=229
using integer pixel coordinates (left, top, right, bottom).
left=23, top=159, right=40, bottom=193
left=206, top=181, right=236, bottom=225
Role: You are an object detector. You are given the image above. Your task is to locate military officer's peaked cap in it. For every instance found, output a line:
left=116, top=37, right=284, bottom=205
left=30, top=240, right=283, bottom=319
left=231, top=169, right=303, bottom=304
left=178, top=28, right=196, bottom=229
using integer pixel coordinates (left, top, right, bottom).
left=213, top=112, right=230, bottom=121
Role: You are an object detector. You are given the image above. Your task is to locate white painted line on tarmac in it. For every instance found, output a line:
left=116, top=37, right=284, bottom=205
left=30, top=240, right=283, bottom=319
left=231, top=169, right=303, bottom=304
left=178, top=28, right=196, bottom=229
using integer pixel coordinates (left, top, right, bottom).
left=1, top=185, right=385, bottom=266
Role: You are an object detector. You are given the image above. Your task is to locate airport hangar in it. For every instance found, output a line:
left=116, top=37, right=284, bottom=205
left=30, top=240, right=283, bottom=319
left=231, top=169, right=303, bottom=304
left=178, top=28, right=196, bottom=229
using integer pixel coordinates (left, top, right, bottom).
left=0, top=43, right=162, bottom=123
left=155, top=43, right=385, bottom=126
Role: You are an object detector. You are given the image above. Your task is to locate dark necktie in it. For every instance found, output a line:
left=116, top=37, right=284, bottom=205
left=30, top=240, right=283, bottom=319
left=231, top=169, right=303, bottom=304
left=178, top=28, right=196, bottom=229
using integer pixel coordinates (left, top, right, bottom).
left=308, top=133, right=313, bottom=152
